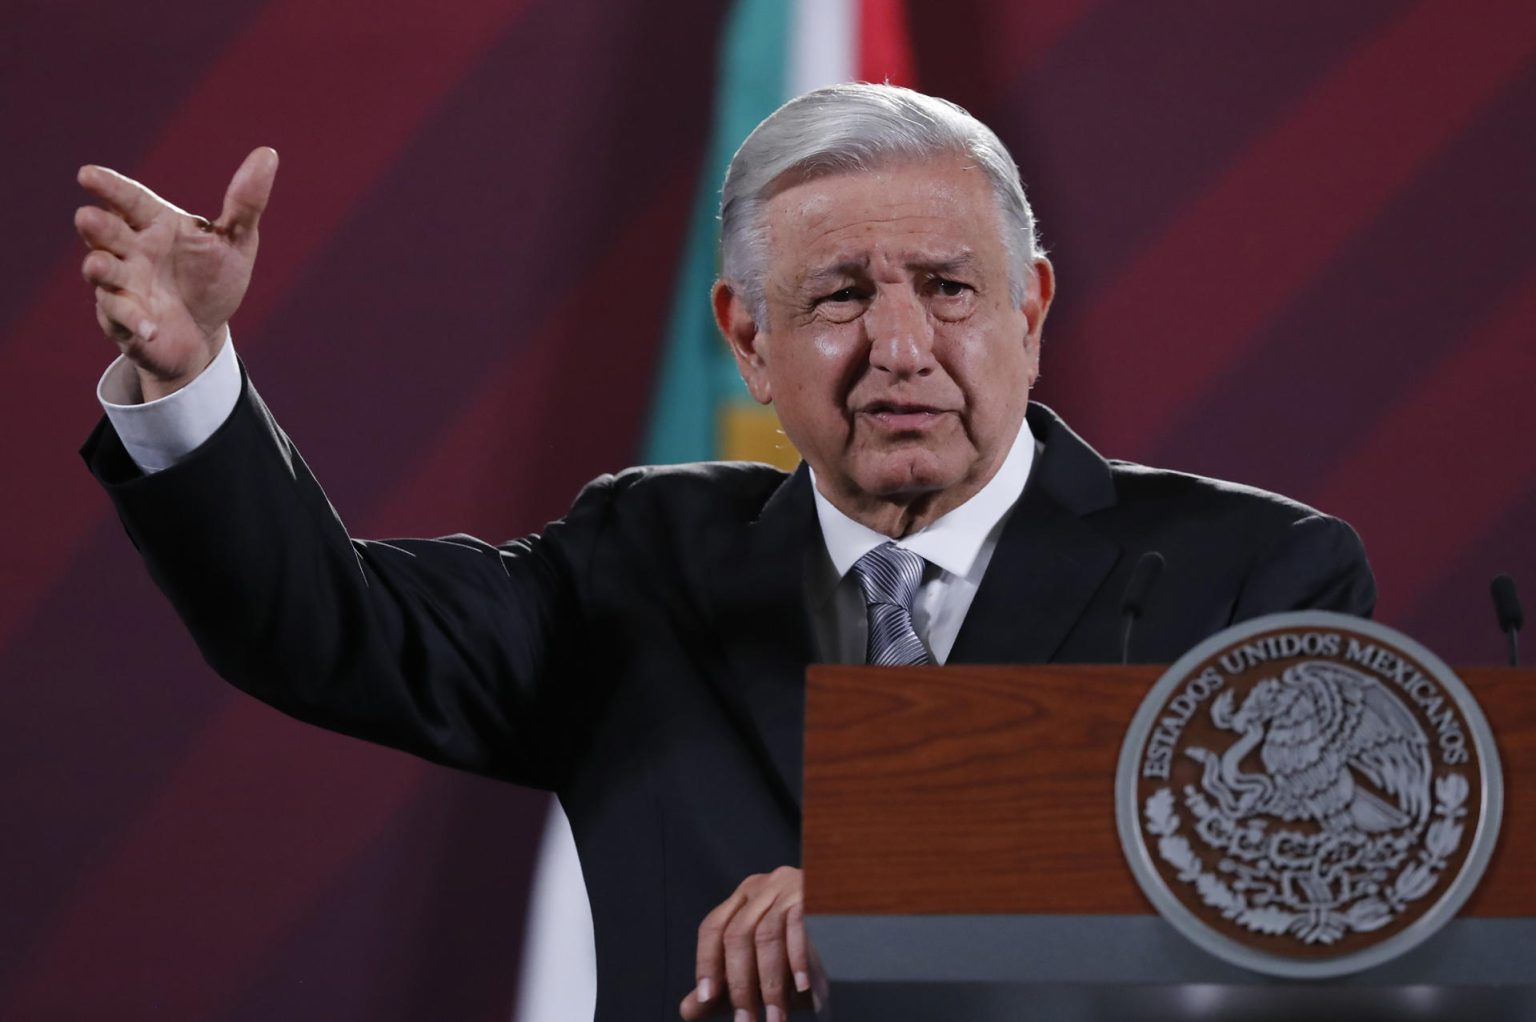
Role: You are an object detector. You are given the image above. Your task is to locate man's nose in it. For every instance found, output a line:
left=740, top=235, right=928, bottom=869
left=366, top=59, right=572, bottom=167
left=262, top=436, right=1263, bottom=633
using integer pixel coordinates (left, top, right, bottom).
left=864, top=289, right=935, bottom=378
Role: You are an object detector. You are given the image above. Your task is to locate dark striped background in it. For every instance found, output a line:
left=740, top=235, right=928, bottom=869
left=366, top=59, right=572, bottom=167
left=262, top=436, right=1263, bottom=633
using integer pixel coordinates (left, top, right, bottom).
left=2, top=1, right=1532, bottom=1016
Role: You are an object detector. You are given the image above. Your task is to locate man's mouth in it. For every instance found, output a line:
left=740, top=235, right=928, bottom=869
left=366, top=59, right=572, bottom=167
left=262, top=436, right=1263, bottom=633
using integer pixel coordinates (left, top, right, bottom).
left=856, top=402, right=953, bottom=430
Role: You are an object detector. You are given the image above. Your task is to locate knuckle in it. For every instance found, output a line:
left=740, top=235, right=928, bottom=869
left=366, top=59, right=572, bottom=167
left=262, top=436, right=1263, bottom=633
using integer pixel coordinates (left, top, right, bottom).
left=754, top=914, right=783, bottom=943
left=722, top=921, right=754, bottom=950
left=700, top=898, right=735, bottom=930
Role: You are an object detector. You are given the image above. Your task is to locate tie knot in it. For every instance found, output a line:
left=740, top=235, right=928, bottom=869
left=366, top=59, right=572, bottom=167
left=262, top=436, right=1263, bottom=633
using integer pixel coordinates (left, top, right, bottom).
left=850, top=542, right=925, bottom=611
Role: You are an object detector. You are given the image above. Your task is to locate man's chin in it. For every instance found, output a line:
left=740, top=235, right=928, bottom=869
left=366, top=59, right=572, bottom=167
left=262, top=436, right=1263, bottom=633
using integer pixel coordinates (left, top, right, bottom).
left=852, top=452, right=965, bottom=499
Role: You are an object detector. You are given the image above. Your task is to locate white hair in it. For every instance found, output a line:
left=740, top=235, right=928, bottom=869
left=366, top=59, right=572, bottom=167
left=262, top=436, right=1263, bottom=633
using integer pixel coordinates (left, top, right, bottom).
left=719, top=83, right=1043, bottom=324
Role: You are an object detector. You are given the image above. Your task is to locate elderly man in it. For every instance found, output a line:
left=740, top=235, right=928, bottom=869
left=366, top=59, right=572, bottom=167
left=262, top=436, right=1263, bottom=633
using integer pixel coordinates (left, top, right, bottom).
left=77, top=85, right=1373, bottom=1021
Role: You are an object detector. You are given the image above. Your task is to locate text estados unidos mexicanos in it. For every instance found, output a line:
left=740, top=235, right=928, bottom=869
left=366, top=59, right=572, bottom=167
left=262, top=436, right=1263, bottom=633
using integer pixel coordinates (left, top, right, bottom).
left=1141, top=631, right=1468, bottom=779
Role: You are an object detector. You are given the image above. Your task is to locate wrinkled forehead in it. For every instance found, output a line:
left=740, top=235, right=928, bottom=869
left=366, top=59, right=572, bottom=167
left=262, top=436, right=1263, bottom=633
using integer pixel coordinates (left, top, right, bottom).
left=761, top=156, right=1006, bottom=270
left=759, top=147, right=986, bottom=211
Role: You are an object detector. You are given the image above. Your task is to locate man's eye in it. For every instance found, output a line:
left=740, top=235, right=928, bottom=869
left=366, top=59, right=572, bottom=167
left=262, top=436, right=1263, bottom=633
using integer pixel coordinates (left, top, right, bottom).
left=823, top=288, right=859, bottom=303
left=932, top=278, right=970, bottom=297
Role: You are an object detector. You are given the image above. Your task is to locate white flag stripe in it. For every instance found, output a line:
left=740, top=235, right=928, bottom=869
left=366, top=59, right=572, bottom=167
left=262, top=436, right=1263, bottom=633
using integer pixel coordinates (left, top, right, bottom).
left=788, top=0, right=857, bottom=96
left=512, top=799, right=597, bottom=1021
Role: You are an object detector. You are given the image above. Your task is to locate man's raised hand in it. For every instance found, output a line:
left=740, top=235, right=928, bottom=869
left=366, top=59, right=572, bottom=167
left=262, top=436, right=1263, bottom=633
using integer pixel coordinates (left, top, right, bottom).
left=76, top=147, right=278, bottom=400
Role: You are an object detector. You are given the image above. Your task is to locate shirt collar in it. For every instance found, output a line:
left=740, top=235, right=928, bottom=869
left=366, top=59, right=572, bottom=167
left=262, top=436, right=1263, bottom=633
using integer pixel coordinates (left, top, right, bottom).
left=809, top=413, right=1036, bottom=583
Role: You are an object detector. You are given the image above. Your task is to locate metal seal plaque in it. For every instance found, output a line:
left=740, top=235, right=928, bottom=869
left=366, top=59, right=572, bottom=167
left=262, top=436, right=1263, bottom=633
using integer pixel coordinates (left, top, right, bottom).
left=1116, top=611, right=1503, bottom=977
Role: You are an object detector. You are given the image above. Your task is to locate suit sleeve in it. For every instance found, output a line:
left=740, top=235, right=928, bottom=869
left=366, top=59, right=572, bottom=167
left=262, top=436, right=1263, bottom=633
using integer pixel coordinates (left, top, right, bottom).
left=1230, top=513, right=1377, bottom=621
left=81, top=368, right=609, bottom=789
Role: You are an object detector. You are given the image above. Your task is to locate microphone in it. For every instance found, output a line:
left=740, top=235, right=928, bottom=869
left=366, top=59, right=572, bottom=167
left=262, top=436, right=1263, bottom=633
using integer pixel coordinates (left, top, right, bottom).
left=1491, top=574, right=1523, bottom=667
left=1120, top=551, right=1165, bottom=665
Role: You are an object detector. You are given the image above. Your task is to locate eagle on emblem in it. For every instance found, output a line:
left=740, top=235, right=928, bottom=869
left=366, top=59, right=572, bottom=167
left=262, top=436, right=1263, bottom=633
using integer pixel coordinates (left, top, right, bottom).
left=1188, top=661, right=1432, bottom=834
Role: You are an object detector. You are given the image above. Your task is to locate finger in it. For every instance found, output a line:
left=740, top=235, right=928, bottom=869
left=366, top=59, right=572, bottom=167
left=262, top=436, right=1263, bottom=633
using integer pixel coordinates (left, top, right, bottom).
left=725, top=887, right=786, bottom=1017
left=753, top=904, right=791, bottom=1021
left=676, top=987, right=729, bottom=1021
left=784, top=901, right=811, bottom=998
left=82, top=250, right=132, bottom=293
left=95, top=288, right=155, bottom=343
left=722, top=913, right=762, bottom=1019
left=75, top=205, right=135, bottom=256
left=216, top=146, right=279, bottom=245
left=694, top=888, right=746, bottom=1011
left=77, top=164, right=184, bottom=230
left=755, top=873, right=812, bottom=1021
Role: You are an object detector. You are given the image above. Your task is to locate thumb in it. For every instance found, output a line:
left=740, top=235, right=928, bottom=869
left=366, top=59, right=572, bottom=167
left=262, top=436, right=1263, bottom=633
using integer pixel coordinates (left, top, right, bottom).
left=217, top=146, right=279, bottom=245
left=676, top=989, right=725, bottom=1020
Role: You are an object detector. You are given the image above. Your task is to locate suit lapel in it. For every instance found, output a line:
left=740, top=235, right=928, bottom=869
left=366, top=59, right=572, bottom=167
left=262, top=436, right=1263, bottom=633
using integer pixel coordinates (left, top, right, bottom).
left=699, top=405, right=1119, bottom=805
left=702, top=465, right=818, bottom=815
left=949, top=404, right=1123, bottom=664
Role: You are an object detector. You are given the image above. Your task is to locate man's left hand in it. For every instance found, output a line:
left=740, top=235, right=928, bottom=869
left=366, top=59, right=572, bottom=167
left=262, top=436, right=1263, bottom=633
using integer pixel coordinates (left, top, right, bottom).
left=678, top=865, right=816, bottom=1021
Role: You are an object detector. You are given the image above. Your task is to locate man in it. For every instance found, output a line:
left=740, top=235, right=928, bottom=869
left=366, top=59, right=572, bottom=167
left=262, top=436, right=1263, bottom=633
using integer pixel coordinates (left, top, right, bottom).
left=77, top=85, right=1373, bottom=1020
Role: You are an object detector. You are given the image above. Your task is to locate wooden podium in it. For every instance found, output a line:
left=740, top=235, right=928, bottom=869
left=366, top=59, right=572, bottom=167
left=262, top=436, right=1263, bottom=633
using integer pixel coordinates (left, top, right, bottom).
left=802, top=665, right=1536, bottom=1021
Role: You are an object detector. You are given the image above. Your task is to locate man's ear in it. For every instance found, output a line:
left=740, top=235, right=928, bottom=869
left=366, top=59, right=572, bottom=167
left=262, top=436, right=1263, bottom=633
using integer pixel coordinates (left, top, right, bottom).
left=713, top=280, right=772, bottom=404
left=1021, top=257, right=1055, bottom=384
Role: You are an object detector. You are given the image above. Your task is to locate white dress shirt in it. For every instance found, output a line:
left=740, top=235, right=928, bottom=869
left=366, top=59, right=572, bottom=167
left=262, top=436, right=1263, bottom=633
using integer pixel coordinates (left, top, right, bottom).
left=806, top=422, right=1035, bottom=665
left=97, top=342, right=1037, bottom=666
left=97, top=336, right=242, bottom=473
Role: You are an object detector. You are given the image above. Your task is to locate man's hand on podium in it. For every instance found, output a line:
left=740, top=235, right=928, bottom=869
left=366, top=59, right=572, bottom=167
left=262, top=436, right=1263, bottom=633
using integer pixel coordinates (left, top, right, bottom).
left=679, top=865, right=818, bottom=1021
left=76, top=147, right=278, bottom=400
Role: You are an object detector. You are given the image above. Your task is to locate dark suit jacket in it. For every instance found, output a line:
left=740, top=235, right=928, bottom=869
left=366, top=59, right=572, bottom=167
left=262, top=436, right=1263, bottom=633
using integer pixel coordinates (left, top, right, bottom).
left=84, top=376, right=1374, bottom=1020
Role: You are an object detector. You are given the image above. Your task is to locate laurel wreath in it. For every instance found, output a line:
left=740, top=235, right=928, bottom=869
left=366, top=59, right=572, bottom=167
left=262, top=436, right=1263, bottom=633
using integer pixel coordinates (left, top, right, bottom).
left=1143, top=773, right=1468, bottom=945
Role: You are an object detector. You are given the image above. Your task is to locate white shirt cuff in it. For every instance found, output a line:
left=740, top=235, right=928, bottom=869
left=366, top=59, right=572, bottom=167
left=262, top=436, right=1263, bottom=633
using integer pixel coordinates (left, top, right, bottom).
left=97, top=337, right=242, bottom=474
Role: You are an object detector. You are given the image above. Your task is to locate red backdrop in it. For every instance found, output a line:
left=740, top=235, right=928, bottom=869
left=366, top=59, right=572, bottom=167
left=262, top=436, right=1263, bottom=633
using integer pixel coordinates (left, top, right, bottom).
left=3, top=1, right=1533, bottom=1017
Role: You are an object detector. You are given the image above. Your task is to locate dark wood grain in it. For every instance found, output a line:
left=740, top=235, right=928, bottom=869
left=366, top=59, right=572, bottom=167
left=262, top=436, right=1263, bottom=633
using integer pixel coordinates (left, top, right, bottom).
left=802, top=665, right=1535, bottom=917
left=1456, top=668, right=1536, bottom=916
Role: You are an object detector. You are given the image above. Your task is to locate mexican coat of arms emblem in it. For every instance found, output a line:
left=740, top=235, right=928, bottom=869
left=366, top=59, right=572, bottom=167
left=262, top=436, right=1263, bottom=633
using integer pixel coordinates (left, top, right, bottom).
left=1116, top=611, right=1503, bottom=977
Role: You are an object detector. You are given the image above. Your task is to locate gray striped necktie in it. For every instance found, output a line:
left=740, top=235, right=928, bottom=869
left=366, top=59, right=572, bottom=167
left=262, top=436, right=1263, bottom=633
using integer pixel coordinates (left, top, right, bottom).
left=850, top=542, right=931, bottom=666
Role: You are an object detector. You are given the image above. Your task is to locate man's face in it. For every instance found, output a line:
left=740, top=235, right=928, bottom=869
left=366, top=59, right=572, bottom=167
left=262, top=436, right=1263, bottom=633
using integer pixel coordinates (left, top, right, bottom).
left=717, top=156, right=1053, bottom=523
